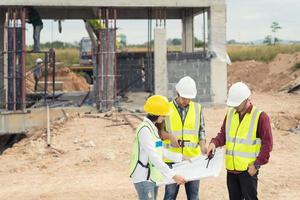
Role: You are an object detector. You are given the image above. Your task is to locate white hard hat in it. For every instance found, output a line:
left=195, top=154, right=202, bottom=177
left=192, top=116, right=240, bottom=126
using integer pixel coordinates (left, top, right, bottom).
left=36, top=58, right=43, bottom=63
left=175, top=76, right=197, bottom=99
left=226, top=82, right=251, bottom=107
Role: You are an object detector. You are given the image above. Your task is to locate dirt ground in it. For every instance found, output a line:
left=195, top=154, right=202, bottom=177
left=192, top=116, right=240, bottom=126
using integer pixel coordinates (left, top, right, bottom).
left=228, top=52, right=300, bottom=93
left=1, top=52, right=300, bottom=199
left=26, top=65, right=90, bottom=92
left=0, top=91, right=299, bottom=200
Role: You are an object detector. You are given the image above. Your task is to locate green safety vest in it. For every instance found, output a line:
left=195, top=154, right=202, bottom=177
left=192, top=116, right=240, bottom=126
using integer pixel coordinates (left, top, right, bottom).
left=129, top=121, right=164, bottom=183
left=163, top=101, right=201, bottom=163
left=225, top=106, right=262, bottom=171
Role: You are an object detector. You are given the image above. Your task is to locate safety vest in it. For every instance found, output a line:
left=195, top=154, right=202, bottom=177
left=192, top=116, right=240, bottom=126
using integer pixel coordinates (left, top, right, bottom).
left=129, top=121, right=164, bottom=183
left=225, top=106, right=262, bottom=171
left=163, top=101, right=201, bottom=163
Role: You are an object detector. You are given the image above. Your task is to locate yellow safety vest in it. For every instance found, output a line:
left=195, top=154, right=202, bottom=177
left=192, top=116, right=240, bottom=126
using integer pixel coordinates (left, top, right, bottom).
left=225, top=106, right=262, bottom=171
left=163, top=101, right=201, bottom=163
left=129, top=121, right=164, bottom=183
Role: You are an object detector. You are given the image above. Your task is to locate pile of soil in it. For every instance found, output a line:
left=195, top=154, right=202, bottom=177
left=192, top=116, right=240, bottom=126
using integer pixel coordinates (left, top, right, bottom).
left=228, top=52, right=300, bottom=93
left=26, top=65, right=90, bottom=92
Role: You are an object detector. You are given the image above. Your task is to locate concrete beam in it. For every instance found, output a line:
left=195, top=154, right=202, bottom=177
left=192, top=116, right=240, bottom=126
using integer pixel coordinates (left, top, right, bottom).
left=25, top=8, right=201, bottom=20
left=154, top=28, right=168, bottom=96
left=182, top=9, right=194, bottom=52
left=0, top=0, right=225, bottom=8
left=208, top=4, right=227, bottom=104
left=0, top=106, right=94, bottom=135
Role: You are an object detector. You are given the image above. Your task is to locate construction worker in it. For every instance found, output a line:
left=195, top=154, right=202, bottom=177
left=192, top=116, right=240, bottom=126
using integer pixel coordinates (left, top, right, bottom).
left=207, top=82, right=273, bottom=200
left=129, top=95, right=187, bottom=200
left=158, top=76, right=207, bottom=200
left=26, top=7, right=43, bottom=52
left=33, top=58, right=43, bottom=92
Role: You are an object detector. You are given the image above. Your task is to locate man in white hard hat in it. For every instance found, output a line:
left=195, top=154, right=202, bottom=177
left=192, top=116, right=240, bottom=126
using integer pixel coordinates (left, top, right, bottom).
left=158, top=76, right=207, bottom=200
left=207, top=82, right=273, bottom=200
left=33, top=58, right=43, bottom=92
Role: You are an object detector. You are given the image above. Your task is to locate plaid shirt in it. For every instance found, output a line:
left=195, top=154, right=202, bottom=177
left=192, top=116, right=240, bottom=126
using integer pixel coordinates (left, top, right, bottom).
left=173, top=99, right=206, bottom=141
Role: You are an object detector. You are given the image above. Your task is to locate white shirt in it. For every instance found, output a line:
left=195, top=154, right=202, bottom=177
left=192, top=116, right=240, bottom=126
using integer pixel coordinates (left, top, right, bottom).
left=131, top=118, right=182, bottom=183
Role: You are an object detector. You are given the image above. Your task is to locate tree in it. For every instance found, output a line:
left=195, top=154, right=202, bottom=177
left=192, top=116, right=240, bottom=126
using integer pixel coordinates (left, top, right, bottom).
left=263, top=35, right=272, bottom=45
left=270, top=21, right=282, bottom=45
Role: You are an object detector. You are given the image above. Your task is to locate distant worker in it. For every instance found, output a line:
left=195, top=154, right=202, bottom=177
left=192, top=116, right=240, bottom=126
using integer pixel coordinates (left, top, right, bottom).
left=129, top=95, right=187, bottom=200
left=26, top=7, right=43, bottom=52
left=33, top=58, right=43, bottom=92
left=207, top=82, right=273, bottom=200
left=158, top=76, right=207, bottom=200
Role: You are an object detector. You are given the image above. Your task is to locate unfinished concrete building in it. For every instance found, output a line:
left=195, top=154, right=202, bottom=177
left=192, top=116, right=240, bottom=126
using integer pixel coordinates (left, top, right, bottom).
left=0, top=0, right=227, bottom=134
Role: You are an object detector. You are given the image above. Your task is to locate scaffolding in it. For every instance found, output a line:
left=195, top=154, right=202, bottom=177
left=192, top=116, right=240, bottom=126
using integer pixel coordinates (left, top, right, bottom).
left=1, top=8, right=56, bottom=111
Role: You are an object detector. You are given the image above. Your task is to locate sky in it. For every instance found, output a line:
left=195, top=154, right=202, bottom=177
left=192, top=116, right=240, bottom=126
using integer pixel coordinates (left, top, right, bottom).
left=25, top=0, right=300, bottom=45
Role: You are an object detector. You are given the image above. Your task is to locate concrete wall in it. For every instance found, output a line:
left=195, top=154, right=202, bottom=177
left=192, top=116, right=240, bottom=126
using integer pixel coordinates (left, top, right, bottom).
left=167, top=52, right=211, bottom=104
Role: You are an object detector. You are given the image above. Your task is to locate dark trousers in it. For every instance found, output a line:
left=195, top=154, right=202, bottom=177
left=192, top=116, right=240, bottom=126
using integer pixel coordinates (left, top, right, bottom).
left=34, top=76, right=39, bottom=91
left=227, top=171, right=258, bottom=200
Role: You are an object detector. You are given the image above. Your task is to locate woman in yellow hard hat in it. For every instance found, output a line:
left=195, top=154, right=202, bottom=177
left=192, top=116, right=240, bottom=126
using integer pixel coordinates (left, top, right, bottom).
left=129, top=95, right=186, bottom=200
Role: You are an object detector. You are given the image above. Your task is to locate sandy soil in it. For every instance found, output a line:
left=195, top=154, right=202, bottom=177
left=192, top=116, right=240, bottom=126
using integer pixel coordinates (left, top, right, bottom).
left=228, top=52, right=300, bottom=93
left=26, top=66, right=90, bottom=92
left=0, top=92, right=299, bottom=200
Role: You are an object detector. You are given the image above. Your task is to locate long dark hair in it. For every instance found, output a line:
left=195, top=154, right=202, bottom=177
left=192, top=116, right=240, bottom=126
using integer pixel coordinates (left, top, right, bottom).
left=146, top=114, right=159, bottom=122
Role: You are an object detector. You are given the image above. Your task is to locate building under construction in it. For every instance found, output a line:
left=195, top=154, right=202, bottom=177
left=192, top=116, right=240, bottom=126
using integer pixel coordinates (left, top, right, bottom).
left=0, top=0, right=227, bottom=135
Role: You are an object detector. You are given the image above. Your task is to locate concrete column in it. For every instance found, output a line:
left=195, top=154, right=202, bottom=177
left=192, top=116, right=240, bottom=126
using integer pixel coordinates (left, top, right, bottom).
left=208, top=4, right=227, bottom=105
left=182, top=9, right=194, bottom=53
left=0, top=9, right=6, bottom=109
left=154, top=28, right=168, bottom=96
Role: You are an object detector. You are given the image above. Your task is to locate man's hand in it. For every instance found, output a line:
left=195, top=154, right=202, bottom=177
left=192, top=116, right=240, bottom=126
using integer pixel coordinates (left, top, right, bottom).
left=207, top=143, right=216, bottom=156
left=199, top=140, right=207, bottom=154
left=159, top=130, right=180, bottom=148
left=182, top=155, right=192, bottom=162
left=172, top=174, right=186, bottom=185
left=168, top=133, right=180, bottom=148
left=247, top=164, right=257, bottom=176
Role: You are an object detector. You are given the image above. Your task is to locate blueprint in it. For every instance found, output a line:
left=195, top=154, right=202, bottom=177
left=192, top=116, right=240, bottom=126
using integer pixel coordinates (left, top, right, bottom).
left=156, top=148, right=224, bottom=186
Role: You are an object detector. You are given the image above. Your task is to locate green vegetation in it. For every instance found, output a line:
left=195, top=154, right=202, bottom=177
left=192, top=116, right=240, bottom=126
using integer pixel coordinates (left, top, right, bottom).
left=26, top=48, right=79, bottom=70
left=25, top=42, right=300, bottom=69
left=227, top=44, right=300, bottom=62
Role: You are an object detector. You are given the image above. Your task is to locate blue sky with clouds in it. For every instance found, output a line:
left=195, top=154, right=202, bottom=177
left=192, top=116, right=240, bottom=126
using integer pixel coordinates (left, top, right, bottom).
left=26, top=0, right=300, bottom=45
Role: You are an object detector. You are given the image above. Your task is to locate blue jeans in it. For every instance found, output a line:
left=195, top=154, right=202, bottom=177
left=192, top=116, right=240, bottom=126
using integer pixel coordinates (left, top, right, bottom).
left=33, top=24, right=43, bottom=51
left=134, top=181, right=158, bottom=200
left=163, top=180, right=200, bottom=200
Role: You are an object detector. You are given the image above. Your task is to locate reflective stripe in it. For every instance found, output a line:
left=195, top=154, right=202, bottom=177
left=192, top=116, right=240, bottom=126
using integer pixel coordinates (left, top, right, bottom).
left=225, top=109, right=235, bottom=141
left=226, top=137, right=261, bottom=145
left=226, top=149, right=258, bottom=158
left=194, top=103, right=200, bottom=134
left=164, top=142, right=198, bottom=148
left=184, top=142, right=199, bottom=148
left=247, top=109, right=259, bottom=140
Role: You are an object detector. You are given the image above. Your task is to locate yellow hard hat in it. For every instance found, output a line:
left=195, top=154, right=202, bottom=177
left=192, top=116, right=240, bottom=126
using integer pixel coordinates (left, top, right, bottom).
left=144, top=95, right=171, bottom=116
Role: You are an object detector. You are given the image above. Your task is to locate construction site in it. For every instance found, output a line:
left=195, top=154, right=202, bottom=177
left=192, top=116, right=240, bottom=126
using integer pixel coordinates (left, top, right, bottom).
left=0, top=0, right=300, bottom=199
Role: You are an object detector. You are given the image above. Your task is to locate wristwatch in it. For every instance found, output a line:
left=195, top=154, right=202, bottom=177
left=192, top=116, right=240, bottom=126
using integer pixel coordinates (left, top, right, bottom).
left=254, top=163, right=261, bottom=170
